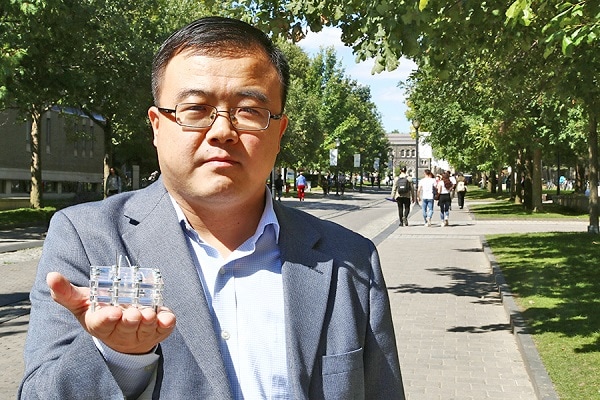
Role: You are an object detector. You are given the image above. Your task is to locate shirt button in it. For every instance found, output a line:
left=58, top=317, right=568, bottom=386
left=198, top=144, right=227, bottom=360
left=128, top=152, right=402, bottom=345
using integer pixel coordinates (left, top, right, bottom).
left=221, top=330, right=230, bottom=340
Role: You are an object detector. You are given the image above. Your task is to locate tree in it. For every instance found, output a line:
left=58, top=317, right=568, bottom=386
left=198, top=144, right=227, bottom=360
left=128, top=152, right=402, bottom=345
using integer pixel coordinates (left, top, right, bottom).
left=509, top=1, right=600, bottom=231
left=220, top=0, right=598, bottom=230
left=0, top=0, right=100, bottom=207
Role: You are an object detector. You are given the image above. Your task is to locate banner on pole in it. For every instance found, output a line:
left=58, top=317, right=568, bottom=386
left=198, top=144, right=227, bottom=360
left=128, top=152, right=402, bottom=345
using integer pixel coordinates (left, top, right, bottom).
left=329, top=149, right=338, bottom=166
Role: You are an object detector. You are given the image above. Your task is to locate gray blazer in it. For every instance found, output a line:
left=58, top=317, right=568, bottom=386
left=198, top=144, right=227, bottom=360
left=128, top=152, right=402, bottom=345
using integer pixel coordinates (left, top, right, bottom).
left=19, top=179, right=404, bottom=399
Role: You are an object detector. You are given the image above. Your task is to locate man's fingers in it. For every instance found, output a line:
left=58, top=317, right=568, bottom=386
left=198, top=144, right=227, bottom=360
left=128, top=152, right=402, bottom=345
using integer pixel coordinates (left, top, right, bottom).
left=46, top=272, right=90, bottom=316
left=156, top=308, right=176, bottom=331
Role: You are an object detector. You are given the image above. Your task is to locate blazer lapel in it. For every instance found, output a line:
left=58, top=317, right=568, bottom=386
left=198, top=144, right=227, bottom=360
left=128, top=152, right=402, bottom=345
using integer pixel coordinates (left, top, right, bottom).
left=275, top=203, right=333, bottom=396
left=121, top=181, right=231, bottom=396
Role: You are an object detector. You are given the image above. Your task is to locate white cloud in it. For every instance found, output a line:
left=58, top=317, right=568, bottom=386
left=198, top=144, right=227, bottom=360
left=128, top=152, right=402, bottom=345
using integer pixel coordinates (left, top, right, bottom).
left=298, top=26, right=347, bottom=51
left=298, top=26, right=418, bottom=134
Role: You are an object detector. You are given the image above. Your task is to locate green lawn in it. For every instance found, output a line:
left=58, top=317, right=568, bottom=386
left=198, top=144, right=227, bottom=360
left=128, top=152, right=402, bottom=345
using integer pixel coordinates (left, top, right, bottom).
left=470, top=191, right=598, bottom=399
left=485, top=233, right=600, bottom=400
left=466, top=186, right=587, bottom=220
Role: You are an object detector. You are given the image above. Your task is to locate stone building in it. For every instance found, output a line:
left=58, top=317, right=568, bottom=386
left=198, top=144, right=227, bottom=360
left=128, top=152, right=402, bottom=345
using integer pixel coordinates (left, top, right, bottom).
left=387, top=132, right=433, bottom=179
left=0, top=106, right=105, bottom=208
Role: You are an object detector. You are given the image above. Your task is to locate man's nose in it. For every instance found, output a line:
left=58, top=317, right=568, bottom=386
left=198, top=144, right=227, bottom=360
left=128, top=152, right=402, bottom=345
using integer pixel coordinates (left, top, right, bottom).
left=205, top=112, right=239, bottom=143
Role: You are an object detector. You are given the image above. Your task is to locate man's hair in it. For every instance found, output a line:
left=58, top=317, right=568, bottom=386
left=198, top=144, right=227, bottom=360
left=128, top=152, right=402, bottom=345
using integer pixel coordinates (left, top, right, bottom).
left=151, top=16, right=290, bottom=110
left=401, top=166, right=407, bottom=173
left=424, top=169, right=431, bottom=175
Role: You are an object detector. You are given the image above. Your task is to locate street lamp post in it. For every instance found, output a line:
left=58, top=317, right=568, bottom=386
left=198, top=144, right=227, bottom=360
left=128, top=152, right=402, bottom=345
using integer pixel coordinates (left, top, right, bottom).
left=335, top=138, right=341, bottom=196
left=412, top=119, right=421, bottom=203
left=377, top=152, right=381, bottom=189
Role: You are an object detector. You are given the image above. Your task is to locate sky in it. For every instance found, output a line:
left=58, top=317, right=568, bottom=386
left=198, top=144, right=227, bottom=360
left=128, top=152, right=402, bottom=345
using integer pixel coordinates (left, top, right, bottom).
left=297, top=26, right=418, bottom=134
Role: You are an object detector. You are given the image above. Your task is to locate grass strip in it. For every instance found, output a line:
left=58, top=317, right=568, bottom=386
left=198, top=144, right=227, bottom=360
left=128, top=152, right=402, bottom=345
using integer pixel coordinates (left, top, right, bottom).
left=486, top=232, right=600, bottom=400
left=0, top=207, right=56, bottom=229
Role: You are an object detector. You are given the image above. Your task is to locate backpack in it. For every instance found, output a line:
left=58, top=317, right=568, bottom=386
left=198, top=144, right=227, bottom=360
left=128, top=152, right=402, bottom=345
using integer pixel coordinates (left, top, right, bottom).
left=456, top=181, right=466, bottom=192
left=396, top=176, right=410, bottom=194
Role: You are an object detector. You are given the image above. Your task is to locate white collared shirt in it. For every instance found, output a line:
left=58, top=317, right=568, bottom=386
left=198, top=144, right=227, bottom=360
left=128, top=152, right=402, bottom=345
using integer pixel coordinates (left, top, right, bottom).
left=173, top=190, right=289, bottom=399
left=96, top=189, right=289, bottom=399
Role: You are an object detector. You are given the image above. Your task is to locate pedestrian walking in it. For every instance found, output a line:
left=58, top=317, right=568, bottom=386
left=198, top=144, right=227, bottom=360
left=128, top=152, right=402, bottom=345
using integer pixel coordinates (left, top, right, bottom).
left=455, top=173, right=467, bottom=209
left=417, top=169, right=436, bottom=226
left=437, top=171, right=454, bottom=226
left=296, top=171, right=307, bottom=201
left=274, top=174, right=284, bottom=201
left=391, top=167, right=414, bottom=226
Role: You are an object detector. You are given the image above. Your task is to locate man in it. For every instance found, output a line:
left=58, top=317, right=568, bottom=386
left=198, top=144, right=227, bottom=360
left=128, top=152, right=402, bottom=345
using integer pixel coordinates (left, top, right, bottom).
left=295, top=171, right=307, bottom=201
left=20, top=17, right=404, bottom=399
left=274, top=173, right=284, bottom=201
left=417, top=169, right=437, bottom=226
left=390, top=166, right=414, bottom=226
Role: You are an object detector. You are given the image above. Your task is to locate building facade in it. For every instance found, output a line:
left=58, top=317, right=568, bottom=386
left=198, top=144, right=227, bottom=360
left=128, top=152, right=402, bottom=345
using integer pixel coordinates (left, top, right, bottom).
left=0, top=106, right=105, bottom=201
left=387, top=133, right=432, bottom=179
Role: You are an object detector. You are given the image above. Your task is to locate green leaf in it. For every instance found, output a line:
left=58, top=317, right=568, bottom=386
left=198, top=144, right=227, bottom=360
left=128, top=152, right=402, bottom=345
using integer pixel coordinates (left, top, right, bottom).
left=418, top=0, right=429, bottom=11
left=505, top=1, right=522, bottom=19
left=561, top=35, right=573, bottom=56
left=376, top=3, right=389, bottom=14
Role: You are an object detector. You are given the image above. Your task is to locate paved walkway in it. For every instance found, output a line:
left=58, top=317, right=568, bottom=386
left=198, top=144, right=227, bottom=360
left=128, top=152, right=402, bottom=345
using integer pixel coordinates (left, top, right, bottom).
left=0, top=192, right=586, bottom=398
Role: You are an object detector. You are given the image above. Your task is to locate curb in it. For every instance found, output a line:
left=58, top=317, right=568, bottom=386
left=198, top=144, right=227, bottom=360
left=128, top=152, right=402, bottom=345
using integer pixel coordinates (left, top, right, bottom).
left=0, top=240, right=45, bottom=254
left=481, top=237, right=560, bottom=400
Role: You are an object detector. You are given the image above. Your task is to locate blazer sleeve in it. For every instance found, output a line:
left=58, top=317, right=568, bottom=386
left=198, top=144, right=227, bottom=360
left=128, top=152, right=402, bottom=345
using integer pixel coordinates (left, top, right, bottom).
left=363, top=241, right=406, bottom=399
left=19, top=210, right=129, bottom=399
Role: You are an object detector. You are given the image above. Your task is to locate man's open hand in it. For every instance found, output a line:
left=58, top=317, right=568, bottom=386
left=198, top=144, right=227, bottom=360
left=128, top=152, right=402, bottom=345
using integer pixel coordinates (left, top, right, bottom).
left=47, top=271, right=176, bottom=354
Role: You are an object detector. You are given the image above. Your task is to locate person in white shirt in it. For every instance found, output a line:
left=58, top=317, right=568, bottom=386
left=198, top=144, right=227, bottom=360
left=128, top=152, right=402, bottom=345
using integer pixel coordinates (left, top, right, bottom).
left=417, top=169, right=436, bottom=226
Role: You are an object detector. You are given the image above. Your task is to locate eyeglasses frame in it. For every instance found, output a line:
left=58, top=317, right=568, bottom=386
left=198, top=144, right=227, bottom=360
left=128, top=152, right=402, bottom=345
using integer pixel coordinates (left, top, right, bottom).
left=156, top=103, right=284, bottom=131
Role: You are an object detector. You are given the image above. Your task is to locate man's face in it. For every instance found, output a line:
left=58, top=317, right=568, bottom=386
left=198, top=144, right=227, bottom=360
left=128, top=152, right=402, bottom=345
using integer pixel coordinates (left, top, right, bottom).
left=148, top=50, right=288, bottom=208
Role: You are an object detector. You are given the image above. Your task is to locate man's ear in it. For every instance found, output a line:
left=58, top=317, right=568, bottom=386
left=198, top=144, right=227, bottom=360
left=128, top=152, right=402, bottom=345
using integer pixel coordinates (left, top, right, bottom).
left=148, top=106, right=160, bottom=146
left=278, top=114, right=288, bottom=139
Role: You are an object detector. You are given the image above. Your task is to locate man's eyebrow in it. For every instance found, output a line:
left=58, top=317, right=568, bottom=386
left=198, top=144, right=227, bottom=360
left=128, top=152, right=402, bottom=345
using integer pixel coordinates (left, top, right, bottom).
left=238, top=89, right=269, bottom=105
left=172, top=88, right=271, bottom=105
left=174, top=89, right=208, bottom=102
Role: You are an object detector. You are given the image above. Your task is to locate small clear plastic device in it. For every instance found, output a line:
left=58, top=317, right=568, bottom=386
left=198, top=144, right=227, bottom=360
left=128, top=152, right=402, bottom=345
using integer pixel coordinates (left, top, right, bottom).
left=89, top=255, right=164, bottom=312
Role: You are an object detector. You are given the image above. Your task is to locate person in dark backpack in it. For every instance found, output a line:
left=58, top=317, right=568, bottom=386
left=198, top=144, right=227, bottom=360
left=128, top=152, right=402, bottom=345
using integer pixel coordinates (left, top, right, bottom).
left=391, top=166, right=415, bottom=226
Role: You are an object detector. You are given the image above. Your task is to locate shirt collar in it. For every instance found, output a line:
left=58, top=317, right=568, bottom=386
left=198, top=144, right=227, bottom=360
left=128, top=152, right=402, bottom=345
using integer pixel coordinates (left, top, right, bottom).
left=169, top=187, right=280, bottom=245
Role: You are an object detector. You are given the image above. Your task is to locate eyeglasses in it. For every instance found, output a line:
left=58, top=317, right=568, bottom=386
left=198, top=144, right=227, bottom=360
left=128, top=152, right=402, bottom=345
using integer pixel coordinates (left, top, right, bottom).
left=156, top=103, right=283, bottom=131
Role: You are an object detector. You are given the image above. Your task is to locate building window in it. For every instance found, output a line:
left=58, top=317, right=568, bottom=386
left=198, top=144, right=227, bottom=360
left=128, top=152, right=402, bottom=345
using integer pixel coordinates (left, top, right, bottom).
left=11, top=180, right=30, bottom=193
left=43, top=181, right=57, bottom=193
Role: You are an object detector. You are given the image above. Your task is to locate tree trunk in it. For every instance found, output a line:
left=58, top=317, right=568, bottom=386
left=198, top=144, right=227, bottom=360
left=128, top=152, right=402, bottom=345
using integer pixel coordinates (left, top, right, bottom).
left=509, top=163, right=517, bottom=201
left=488, top=170, right=496, bottom=193
left=29, top=108, right=42, bottom=209
left=587, top=107, right=599, bottom=233
left=532, top=147, right=543, bottom=212
left=576, top=161, right=585, bottom=193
